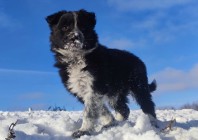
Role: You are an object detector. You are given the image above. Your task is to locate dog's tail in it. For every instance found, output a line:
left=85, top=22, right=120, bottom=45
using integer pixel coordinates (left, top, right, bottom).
left=149, top=79, right=157, bottom=92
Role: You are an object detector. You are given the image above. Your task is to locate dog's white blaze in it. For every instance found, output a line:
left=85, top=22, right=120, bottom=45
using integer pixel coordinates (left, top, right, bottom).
left=72, top=12, right=78, bottom=29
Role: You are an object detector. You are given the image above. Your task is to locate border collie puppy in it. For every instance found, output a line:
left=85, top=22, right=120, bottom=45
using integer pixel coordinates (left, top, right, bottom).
left=46, top=9, right=157, bottom=138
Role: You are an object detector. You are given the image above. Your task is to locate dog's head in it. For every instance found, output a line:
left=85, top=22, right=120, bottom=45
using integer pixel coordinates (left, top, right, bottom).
left=46, top=9, right=98, bottom=53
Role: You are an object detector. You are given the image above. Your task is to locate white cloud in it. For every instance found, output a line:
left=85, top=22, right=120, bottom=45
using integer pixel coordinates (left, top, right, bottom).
left=151, top=64, right=198, bottom=93
left=107, top=38, right=135, bottom=49
left=0, top=68, right=56, bottom=75
left=0, top=11, right=21, bottom=29
left=0, top=12, right=12, bottom=28
left=108, top=0, right=194, bottom=11
left=149, top=16, right=198, bottom=43
left=107, top=0, right=198, bottom=44
left=101, top=37, right=146, bottom=50
left=130, top=4, right=198, bottom=43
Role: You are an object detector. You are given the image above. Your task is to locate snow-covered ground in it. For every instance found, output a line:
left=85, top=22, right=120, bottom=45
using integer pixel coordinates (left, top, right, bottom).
left=0, top=109, right=198, bottom=140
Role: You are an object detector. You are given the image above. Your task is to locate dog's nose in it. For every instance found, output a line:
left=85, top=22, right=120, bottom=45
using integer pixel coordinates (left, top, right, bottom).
left=71, top=33, right=80, bottom=41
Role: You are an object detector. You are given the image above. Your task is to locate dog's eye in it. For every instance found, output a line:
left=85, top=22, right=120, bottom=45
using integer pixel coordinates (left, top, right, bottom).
left=62, top=26, right=69, bottom=31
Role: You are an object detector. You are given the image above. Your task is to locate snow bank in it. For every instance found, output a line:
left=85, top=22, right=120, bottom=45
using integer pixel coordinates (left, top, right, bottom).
left=0, top=109, right=198, bottom=140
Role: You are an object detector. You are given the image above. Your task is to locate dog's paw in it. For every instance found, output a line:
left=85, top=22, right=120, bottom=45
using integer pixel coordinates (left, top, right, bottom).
left=151, top=121, right=159, bottom=128
left=72, top=130, right=90, bottom=138
left=102, top=121, right=118, bottom=129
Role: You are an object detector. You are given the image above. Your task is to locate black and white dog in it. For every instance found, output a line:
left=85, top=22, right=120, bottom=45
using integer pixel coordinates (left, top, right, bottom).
left=46, top=9, right=157, bottom=138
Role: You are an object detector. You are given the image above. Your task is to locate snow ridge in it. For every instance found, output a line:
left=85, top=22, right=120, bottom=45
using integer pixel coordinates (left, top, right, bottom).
left=0, top=109, right=198, bottom=140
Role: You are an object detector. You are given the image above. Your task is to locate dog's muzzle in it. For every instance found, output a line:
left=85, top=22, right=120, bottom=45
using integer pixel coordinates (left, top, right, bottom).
left=64, top=31, right=84, bottom=50
left=70, top=32, right=82, bottom=42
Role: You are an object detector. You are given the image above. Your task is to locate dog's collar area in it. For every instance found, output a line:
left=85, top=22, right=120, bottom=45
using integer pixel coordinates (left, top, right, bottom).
left=52, top=43, right=98, bottom=64
left=83, top=43, right=98, bottom=55
left=53, top=42, right=98, bottom=55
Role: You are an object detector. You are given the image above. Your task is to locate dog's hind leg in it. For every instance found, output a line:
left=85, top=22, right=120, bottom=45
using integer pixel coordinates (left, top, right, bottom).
left=130, top=77, right=158, bottom=127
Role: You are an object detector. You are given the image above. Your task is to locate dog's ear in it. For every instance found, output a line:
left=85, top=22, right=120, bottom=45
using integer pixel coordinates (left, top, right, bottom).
left=46, top=10, right=67, bottom=29
left=78, top=9, right=96, bottom=28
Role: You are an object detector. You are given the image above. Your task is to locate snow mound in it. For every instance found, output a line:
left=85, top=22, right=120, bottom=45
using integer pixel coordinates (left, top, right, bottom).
left=0, top=109, right=198, bottom=140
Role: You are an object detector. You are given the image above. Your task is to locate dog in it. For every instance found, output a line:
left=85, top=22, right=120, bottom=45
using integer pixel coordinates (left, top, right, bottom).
left=46, top=9, right=157, bottom=138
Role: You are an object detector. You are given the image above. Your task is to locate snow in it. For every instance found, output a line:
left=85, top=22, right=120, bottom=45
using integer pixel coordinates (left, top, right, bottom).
left=0, top=109, right=198, bottom=140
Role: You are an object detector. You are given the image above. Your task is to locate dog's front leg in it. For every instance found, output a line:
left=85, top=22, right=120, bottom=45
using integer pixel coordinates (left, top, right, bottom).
left=72, top=94, right=102, bottom=138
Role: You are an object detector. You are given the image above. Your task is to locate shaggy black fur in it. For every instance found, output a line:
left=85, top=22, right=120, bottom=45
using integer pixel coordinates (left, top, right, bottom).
left=46, top=9, right=157, bottom=138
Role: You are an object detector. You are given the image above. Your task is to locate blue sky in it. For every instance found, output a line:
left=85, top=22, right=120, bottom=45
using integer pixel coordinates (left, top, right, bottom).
left=0, top=0, right=198, bottom=111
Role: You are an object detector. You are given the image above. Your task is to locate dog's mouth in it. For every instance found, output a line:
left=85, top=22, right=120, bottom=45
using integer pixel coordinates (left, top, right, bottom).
left=64, top=39, right=83, bottom=50
left=52, top=39, right=83, bottom=54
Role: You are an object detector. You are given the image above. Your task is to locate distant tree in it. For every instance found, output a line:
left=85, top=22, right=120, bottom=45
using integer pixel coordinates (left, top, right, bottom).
left=157, top=106, right=176, bottom=110
left=48, top=105, right=66, bottom=111
left=180, top=101, right=198, bottom=111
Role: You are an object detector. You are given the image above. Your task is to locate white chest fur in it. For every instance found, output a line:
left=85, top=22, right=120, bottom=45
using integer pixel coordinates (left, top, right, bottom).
left=67, top=58, right=94, bottom=101
left=53, top=47, right=96, bottom=102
